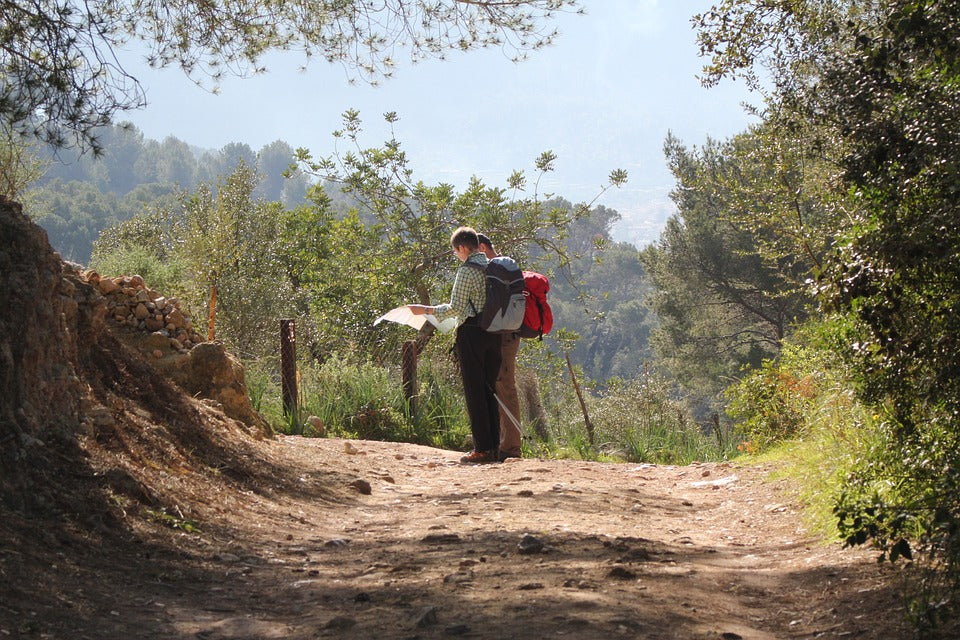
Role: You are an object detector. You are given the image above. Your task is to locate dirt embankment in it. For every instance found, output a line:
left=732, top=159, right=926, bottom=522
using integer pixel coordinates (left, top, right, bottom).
left=0, top=196, right=910, bottom=639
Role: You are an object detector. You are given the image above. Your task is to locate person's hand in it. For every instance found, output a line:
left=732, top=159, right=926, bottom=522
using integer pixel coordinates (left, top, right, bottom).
left=407, top=304, right=430, bottom=316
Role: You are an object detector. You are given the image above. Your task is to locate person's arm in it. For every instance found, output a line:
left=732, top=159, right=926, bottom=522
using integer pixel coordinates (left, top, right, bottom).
left=408, top=264, right=478, bottom=322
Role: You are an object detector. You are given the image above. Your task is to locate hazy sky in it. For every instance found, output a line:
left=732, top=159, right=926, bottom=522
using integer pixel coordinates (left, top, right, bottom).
left=120, top=1, right=757, bottom=246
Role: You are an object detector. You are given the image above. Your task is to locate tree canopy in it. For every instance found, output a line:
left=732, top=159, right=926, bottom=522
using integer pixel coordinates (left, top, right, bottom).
left=696, top=0, right=960, bottom=618
left=294, top=110, right=626, bottom=354
left=640, top=127, right=823, bottom=409
left=1, top=0, right=580, bottom=151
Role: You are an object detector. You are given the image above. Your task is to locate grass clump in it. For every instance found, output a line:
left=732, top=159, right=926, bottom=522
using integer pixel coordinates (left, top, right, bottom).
left=535, top=367, right=736, bottom=465
left=246, top=352, right=469, bottom=451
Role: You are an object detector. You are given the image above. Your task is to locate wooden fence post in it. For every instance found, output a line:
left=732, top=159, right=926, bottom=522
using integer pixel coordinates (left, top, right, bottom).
left=565, top=351, right=595, bottom=446
left=402, top=340, right=418, bottom=415
left=281, top=319, right=297, bottom=419
left=712, top=412, right=724, bottom=450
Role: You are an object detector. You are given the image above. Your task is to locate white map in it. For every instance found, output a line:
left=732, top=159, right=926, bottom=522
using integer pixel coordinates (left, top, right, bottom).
left=373, top=306, right=458, bottom=334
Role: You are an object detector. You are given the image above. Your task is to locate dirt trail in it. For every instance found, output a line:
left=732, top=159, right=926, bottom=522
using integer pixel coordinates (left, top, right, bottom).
left=2, top=436, right=907, bottom=640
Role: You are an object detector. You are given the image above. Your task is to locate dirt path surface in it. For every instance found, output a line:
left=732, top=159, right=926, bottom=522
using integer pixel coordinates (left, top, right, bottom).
left=3, top=436, right=909, bottom=640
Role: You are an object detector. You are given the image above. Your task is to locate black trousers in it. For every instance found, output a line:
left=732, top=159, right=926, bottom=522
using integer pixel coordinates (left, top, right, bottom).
left=455, top=321, right=503, bottom=452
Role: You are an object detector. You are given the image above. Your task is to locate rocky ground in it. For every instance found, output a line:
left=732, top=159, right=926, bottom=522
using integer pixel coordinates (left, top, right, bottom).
left=1, top=436, right=910, bottom=640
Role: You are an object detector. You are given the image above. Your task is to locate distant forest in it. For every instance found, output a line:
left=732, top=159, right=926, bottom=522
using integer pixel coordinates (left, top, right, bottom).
left=31, top=123, right=313, bottom=264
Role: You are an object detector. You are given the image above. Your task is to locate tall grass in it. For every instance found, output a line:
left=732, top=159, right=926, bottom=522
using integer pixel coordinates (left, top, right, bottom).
left=245, top=349, right=735, bottom=465
left=724, top=318, right=880, bottom=538
left=245, top=352, right=470, bottom=450
left=535, top=367, right=737, bottom=464
left=755, top=381, right=881, bottom=539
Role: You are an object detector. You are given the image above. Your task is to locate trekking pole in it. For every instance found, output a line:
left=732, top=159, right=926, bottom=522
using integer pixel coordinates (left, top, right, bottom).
left=488, top=385, right=523, bottom=438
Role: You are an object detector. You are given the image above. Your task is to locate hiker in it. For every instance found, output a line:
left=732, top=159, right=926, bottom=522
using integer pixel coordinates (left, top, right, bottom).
left=406, top=227, right=502, bottom=464
left=477, top=232, right=523, bottom=461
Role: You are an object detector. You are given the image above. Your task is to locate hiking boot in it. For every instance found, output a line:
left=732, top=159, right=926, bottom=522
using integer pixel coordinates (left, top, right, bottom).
left=498, top=449, right=522, bottom=462
left=459, top=450, right=497, bottom=464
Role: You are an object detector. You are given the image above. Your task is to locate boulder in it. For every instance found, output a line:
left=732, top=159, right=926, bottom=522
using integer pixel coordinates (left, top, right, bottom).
left=155, top=342, right=270, bottom=438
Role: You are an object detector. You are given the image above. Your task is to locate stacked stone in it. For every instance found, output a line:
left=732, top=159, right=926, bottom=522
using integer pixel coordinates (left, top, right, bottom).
left=82, top=271, right=205, bottom=351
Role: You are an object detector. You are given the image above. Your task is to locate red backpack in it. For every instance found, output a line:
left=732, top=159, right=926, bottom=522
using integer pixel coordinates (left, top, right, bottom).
left=519, top=271, right=553, bottom=340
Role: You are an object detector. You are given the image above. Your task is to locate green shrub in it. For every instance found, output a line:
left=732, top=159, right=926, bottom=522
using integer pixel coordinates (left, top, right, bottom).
left=723, top=317, right=857, bottom=453
left=539, top=368, right=733, bottom=465
left=724, top=357, right=815, bottom=452
left=90, top=244, right=186, bottom=299
left=835, top=413, right=960, bottom=632
left=724, top=317, right=879, bottom=534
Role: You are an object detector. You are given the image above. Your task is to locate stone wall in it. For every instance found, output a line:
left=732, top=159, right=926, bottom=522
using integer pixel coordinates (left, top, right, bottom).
left=82, top=270, right=205, bottom=355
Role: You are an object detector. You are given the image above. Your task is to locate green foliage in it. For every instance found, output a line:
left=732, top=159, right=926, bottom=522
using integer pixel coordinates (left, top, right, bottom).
left=812, top=0, right=960, bottom=434
left=301, top=354, right=414, bottom=441
left=695, top=1, right=960, bottom=625
left=834, top=419, right=960, bottom=630
left=35, top=123, right=313, bottom=264
left=177, top=162, right=308, bottom=358
left=725, top=317, right=852, bottom=453
left=294, top=110, right=627, bottom=357
left=0, top=125, right=47, bottom=201
left=92, top=161, right=309, bottom=359
left=590, top=373, right=736, bottom=464
left=282, top=191, right=418, bottom=360
left=90, top=198, right=181, bottom=267
left=548, top=216, right=656, bottom=382
left=2, top=1, right=580, bottom=151
left=522, top=338, right=731, bottom=464
left=642, top=128, right=817, bottom=412
left=806, top=2, right=960, bottom=624
left=90, top=244, right=186, bottom=297
left=251, top=352, right=470, bottom=451
left=695, top=0, right=842, bottom=93
left=31, top=179, right=144, bottom=263
left=725, top=357, right=814, bottom=452
left=742, top=316, right=881, bottom=540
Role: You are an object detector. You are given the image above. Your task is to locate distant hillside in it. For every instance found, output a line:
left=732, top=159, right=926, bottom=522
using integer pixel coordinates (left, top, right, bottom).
left=31, top=123, right=314, bottom=264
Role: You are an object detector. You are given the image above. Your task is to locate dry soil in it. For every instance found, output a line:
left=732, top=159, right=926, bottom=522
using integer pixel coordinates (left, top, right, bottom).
left=1, top=436, right=910, bottom=640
